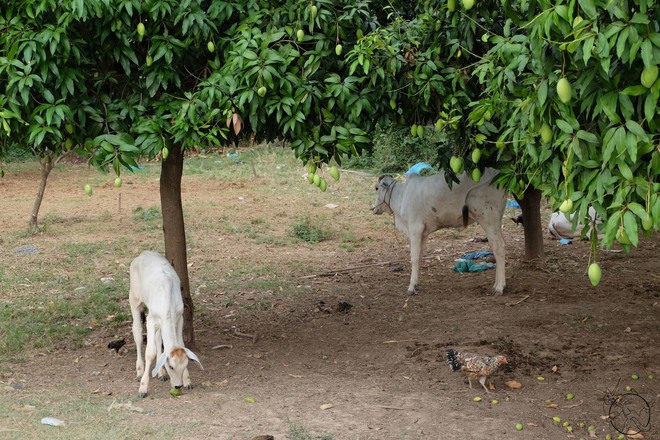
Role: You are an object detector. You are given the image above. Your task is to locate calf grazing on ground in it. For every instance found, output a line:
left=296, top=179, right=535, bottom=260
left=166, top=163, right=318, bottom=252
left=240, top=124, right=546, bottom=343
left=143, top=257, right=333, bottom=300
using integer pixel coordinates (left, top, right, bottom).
left=372, top=169, right=507, bottom=295
left=129, top=251, right=203, bottom=398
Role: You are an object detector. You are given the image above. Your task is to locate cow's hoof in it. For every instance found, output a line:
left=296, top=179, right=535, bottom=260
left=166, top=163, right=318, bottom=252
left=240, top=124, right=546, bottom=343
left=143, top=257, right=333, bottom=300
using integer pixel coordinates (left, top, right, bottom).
left=185, top=384, right=194, bottom=390
left=491, top=288, right=504, bottom=296
left=138, top=392, right=147, bottom=399
left=158, top=375, right=170, bottom=382
left=406, top=289, right=416, bottom=296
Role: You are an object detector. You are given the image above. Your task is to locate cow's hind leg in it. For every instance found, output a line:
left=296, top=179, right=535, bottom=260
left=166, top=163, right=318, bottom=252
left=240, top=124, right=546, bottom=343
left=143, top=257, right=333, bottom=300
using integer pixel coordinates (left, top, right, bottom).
left=467, top=184, right=507, bottom=295
left=407, top=229, right=425, bottom=295
left=480, top=215, right=506, bottom=295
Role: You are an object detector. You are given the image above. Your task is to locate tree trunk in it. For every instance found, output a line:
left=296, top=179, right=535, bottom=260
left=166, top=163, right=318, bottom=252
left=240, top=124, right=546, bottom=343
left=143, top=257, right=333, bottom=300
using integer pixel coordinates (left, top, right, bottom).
left=515, top=188, right=545, bottom=261
left=159, top=144, right=196, bottom=351
left=29, top=154, right=56, bottom=228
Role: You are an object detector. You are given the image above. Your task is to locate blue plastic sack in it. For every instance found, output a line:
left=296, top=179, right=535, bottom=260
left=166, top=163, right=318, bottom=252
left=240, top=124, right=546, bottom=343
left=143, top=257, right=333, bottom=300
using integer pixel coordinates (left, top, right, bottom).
left=405, top=162, right=433, bottom=176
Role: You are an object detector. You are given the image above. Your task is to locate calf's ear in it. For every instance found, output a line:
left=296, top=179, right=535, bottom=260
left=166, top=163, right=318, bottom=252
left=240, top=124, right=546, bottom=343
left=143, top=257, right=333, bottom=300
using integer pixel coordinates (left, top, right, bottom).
left=152, top=351, right=169, bottom=377
left=185, top=348, right=204, bottom=370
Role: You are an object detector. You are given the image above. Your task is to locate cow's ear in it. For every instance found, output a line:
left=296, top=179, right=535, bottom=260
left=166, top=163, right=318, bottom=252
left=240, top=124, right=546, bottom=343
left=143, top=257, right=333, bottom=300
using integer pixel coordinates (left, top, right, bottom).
left=378, top=175, right=393, bottom=187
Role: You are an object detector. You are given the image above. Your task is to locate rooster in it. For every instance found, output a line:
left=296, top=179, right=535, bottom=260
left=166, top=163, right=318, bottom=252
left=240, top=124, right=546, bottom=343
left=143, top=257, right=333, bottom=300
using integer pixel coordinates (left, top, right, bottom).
left=511, top=214, right=524, bottom=226
left=107, top=338, right=126, bottom=356
left=446, top=348, right=508, bottom=393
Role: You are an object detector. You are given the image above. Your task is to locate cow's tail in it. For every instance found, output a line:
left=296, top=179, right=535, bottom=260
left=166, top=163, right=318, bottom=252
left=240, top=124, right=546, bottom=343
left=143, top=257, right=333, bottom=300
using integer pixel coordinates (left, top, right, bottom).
left=462, top=204, right=470, bottom=228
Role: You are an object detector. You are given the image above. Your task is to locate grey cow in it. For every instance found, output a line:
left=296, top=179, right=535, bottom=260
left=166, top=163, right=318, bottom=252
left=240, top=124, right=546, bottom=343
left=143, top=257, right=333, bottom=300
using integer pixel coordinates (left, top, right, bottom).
left=372, top=168, right=507, bottom=295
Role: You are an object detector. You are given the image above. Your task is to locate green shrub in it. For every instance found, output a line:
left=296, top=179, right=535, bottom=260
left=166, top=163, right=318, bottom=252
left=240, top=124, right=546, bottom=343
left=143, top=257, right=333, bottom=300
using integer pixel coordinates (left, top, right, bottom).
left=291, top=216, right=329, bottom=243
left=344, top=124, right=454, bottom=174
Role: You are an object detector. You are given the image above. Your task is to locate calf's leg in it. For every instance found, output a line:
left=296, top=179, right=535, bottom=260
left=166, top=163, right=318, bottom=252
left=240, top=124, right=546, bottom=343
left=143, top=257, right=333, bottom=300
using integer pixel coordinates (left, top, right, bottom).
left=129, top=303, right=145, bottom=380
left=138, top=317, right=158, bottom=398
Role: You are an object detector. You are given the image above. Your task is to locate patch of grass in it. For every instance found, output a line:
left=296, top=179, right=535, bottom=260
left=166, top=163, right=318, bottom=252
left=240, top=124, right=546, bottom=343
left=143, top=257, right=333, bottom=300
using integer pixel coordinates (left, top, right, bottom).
left=219, top=215, right=271, bottom=240
left=226, top=263, right=274, bottom=279
left=132, top=206, right=161, bottom=222
left=287, top=420, right=334, bottom=440
left=16, top=225, right=44, bottom=237
left=60, top=241, right=105, bottom=256
left=291, top=216, right=330, bottom=243
left=0, top=281, right=126, bottom=355
left=42, top=213, right=85, bottom=225
left=0, top=392, right=183, bottom=439
left=243, top=278, right=287, bottom=291
left=242, top=300, right=272, bottom=311
left=253, top=235, right=289, bottom=246
left=338, top=231, right=370, bottom=252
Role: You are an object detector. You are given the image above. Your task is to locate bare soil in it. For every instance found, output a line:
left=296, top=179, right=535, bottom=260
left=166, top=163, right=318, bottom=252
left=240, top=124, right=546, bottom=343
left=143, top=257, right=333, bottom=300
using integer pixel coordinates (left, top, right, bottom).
left=1, top=152, right=658, bottom=440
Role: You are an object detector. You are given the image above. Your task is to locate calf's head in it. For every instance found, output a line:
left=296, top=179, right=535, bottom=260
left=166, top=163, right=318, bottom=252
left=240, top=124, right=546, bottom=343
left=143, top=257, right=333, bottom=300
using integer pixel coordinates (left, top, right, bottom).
left=372, top=175, right=396, bottom=215
left=152, top=346, right=203, bottom=388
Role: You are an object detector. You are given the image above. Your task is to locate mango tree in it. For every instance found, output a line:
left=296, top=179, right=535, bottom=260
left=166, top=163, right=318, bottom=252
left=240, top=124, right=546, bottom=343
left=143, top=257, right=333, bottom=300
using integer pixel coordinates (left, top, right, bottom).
left=0, top=0, right=372, bottom=348
left=0, top=11, right=78, bottom=228
left=469, top=0, right=659, bottom=273
left=0, top=0, right=226, bottom=348
left=189, top=0, right=658, bottom=277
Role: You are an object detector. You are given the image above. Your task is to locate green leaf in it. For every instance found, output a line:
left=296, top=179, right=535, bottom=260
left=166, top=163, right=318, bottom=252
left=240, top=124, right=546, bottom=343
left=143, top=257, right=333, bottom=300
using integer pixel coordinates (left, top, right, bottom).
left=43, top=89, right=54, bottom=104
left=625, top=120, right=649, bottom=142
left=578, top=0, right=597, bottom=19
left=625, top=132, right=638, bottom=162
left=620, top=85, right=648, bottom=96
left=640, top=40, right=653, bottom=68
left=576, top=130, right=598, bottom=144
left=618, top=160, right=633, bottom=181
left=603, top=127, right=625, bottom=164
left=616, top=27, right=629, bottom=59
left=630, top=13, right=649, bottom=24
left=583, top=36, right=594, bottom=65
left=623, top=210, right=638, bottom=246
left=538, top=80, right=547, bottom=106
left=243, top=50, right=258, bottom=61
left=644, top=92, right=657, bottom=121
left=556, top=119, right=573, bottom=134
left=627, top=202, right=647, bottom=220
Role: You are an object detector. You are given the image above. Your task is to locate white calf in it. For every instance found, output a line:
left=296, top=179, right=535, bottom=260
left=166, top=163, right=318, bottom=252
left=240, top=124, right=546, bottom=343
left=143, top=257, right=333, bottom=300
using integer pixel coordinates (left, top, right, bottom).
left=129, top=251, right=203, bottom=398
left=373, top=169, right=507, bottom=295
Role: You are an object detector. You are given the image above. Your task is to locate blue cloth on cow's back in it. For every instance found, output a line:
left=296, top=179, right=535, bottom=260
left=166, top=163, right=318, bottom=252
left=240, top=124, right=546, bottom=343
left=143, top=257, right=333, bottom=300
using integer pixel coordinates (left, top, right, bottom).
left=405, top=162, right=433, bottom=176
left=451, top=259, right=495, bottom=273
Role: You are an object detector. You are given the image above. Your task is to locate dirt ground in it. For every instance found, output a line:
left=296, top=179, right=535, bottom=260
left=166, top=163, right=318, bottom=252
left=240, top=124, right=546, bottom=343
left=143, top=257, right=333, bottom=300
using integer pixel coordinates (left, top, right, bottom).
left=1, top=151, right=659, bottom=440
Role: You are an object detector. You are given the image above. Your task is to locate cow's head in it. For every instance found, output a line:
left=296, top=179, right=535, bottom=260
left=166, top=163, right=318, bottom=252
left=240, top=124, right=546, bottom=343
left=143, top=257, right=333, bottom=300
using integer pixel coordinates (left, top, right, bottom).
left=153, top=346, right=203, bottom=389
left=372, top=175, right=396, bottom=215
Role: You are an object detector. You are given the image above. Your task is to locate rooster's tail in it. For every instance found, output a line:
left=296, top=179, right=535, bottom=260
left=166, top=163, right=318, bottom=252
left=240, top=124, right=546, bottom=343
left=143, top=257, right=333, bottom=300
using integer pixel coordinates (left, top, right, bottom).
left=446, top=348, right=463, bottom=371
